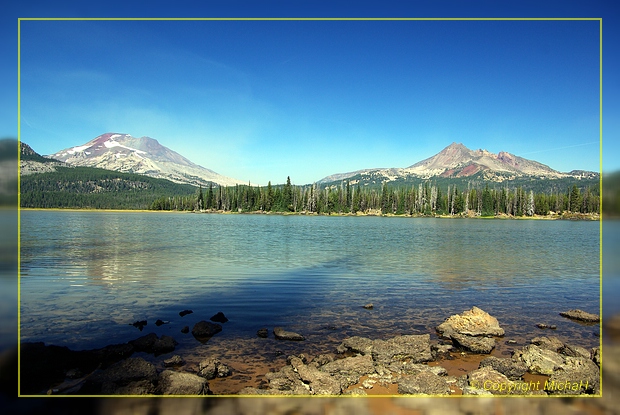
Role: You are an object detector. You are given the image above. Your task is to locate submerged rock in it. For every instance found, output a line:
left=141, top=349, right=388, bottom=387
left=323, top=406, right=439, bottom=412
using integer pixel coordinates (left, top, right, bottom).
left=210, top=312, right=229, bottom=323
left=131, top=320, right=147, bottom=330
left=181, top=326, right=189, bottom=334
left=436, top=306, right=504, bottom=338
left=163, top=355, right=185, bottom=368
left=257, top=328, right=268, bottom=338
left=129, top=333, right=177, bottom=356
left=179, top=309, right=193, bottom=317
left=191, top=321, right=222, bottom=342
left=559, top=309, right=600, bottom=323
left=273, top=327, right=305, bottom=341
left=363, top=303, right=374, bottom=310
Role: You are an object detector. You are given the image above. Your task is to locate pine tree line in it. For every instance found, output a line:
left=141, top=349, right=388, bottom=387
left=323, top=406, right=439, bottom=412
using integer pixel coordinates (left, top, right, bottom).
left=151, top=178, right=600, bottom=216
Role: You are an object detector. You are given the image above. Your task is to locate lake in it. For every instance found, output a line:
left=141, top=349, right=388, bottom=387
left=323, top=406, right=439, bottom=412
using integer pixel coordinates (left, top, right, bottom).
left=19, top=210, right=601, bottom=390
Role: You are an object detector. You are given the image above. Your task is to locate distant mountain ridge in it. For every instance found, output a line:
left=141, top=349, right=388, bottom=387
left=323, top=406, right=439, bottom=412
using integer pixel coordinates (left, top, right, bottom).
left=318, top=142, right=598, bottom=185
left=49, top=133, right=245, bottom=187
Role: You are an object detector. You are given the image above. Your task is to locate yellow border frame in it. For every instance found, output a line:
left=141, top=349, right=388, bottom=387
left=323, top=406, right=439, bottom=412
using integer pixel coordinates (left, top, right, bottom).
left=17, top=17, right=604, bottom=398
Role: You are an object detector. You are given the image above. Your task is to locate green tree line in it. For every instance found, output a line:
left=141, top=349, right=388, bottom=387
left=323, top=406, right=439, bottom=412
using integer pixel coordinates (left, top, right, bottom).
left=152, top=177, right=600, bottom=217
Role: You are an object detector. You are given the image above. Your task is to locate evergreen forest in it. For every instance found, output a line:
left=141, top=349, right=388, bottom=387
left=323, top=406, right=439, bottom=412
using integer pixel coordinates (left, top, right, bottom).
left=151, top=176, right=601, bottom=217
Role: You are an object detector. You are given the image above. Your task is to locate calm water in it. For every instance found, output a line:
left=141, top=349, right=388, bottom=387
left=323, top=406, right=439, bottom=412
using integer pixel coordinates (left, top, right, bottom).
left=20, top=211, right=600, bottom=372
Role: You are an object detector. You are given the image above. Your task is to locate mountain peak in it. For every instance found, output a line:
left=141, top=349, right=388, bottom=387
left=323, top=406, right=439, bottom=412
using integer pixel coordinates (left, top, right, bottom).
left=48, top=133, right=245, bottom=187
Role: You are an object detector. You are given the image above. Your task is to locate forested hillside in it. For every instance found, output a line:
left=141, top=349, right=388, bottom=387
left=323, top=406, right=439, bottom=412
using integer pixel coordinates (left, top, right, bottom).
left=20, top=166, right=197, bottom=209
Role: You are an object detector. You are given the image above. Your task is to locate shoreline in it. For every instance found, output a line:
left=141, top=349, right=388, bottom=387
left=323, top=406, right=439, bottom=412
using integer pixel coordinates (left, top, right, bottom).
left=19, top=207, right=600, bottom=220
left=20, top=307, right=601, bottom=397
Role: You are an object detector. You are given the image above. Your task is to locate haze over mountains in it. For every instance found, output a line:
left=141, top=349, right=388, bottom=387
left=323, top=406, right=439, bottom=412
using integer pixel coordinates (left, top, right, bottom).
left=49, top=133, right=245, bottom=187
left=318, top=142, right=598, bottom=185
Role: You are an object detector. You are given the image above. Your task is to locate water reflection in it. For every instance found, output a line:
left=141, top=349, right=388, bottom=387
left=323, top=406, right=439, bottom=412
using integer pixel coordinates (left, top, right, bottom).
left=20, top=211, right=599, bottom=354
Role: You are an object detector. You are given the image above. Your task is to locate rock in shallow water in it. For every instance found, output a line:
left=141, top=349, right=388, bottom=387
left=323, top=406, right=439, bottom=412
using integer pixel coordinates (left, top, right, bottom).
left=559, top=309, right=600, bottom=323
left=80, top=357, right=158, bottom=394
left=210, top=311, right=229, bottom=323
left=197, top=357, right=231, bottom=379
left=163, top=355, right=185, bottom=367
left=436, top=306, right=505, bottom=338
left=273, top=327, right=305, bottom=341
left=157, top=370, right=209, bottom=395
left=257, top=328, right=268, bottom=338
left=191, top=321, right=222, bottom=342
left=179, top=309, right=193, bottom=317
left=450, top=334, right=495, bottom=354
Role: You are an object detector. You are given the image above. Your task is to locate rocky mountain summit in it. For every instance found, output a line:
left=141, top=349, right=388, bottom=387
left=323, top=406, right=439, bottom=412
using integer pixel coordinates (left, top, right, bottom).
left=49, top=133, right=245, bottom=187
left=318, top=142, right=598, bottom=185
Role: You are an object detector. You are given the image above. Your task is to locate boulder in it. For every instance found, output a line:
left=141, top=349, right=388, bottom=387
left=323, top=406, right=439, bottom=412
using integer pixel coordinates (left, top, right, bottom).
left=273, top=327, right=305, bottom=341
left=436, top=306, right=504, bottom=338
left=191, top=321, right=222, bottom=342
left=179, top=309, right=193, bottom=317
left=388, top=361, right=447, bottom=377
left=312, top=354, right=334, bottom=367
left=363, top=303, right=374, bottom=309
left=513, top=344, right=564, bottom=375
left=101, top=379, right=155, bottom=395
left=264, top=365, right=311, bottom=394
left=336, top=336, right=374, bottom=355
left=197, top=357, right=232, bottom=379
left=450, top=334, right=495, bottom=354
left=431, top=343, right=453, bottom=360
left=591, top=347, right=601, bottom=367
left=157, top=370, right=209, bottom=395
left=479, top=356, right=527, bottom=380
left=320, top=354, right=376, bottom=389
left=467, top=366, right=514, bottom=395
left=530, top=336, right=564, bottom=352
left=545, top=356, right=599, bottom=395
left=559, top=344, right=591, bottom=360
left=181, top=326, right=189, bottom=334
left=398, top=371, right=451, bottom=395
left=210, top=312, right=229, bottom=323
left=289, top=357, right=342, bottom=395
left=371, top=334, right=432, bottom=364
left=257, top=328, right=268, bottom=338
left=132, top=320, right=147, bottom=330
left=152, top=335, right=178, bottom=356
left=559, top=309, right=600, bottom=323
left=130, top=333, right=158, bottom=353
left=163, top=355, right=185, bottom=367
left=80, top=357, right=157, bottom=394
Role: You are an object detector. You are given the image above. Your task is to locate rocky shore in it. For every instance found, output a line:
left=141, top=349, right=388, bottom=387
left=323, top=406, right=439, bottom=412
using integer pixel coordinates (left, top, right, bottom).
left=20, top=307, right=600, bottom=396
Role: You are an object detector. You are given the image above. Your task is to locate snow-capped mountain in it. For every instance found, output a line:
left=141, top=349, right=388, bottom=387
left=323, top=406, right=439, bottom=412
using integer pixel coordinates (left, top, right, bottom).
left=318, top=142, right=598, bottom=184
left=49, top=133, right=245, bottom=187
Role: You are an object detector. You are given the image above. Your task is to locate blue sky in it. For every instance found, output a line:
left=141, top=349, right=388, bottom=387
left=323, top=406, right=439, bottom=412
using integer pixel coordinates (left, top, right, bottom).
left=3, top=1, right=618, bottom=186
